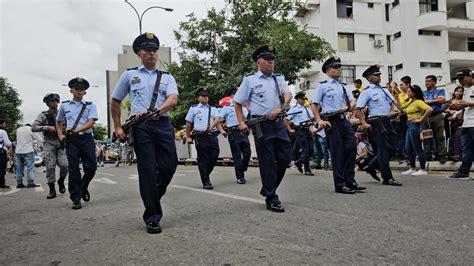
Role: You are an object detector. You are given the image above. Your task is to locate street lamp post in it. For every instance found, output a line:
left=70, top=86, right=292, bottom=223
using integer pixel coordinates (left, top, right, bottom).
left=124, top=0, right=173, bottom=34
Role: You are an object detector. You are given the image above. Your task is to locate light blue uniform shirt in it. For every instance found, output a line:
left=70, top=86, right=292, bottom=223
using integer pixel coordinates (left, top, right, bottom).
left=311, top=78, right=354, bottom=114
left=185, top=103, right=220, bottom=132
left=423, top=88, right=446, bottom=113
left=111, top=65, right=178, bottom=116
left=286, top=104, right=313, bottom=126
left=220, top=103, right=249, bottom=127
left=234, top=71, right=290, bottom=116
left=56, top=99, right=98, bottom=133
left=356, top=84, right=394, bottom=117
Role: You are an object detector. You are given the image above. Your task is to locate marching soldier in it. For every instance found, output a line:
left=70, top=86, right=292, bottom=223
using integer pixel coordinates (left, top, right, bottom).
left=32, top=93, right=68, bottom=199
left=285, top=91, right=315, bottom=176
left=220, top=87, right=251, bottom=184
left=234, top=44, right=292, bottom=212
left=56, top=77, right=99, bottom=209
left=354, top=65, right=402, bottom=186
left=185, top=88, right=226, bottom=189
left=111, top=32, right=179, bottom=234
left=311, top=56, right=364, bottom=194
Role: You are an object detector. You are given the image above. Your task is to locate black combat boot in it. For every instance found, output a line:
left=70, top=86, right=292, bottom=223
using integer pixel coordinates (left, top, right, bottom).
left=47, top=183, right=56, bottom=199
left=57, top=177, right=66, bottom=194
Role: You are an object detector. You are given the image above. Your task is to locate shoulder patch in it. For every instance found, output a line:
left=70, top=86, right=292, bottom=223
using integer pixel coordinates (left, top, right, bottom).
left=127, top=67, right=138, bottom=71
left=61, top=100, right=70, bottom=103
left=319, top=80, right=327, bottom=84
left=245, top=72, right=255, bottom=77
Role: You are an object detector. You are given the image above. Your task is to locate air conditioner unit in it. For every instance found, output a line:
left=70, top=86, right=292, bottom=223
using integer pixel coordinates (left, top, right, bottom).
left=373, top=39, right=384, bottom=48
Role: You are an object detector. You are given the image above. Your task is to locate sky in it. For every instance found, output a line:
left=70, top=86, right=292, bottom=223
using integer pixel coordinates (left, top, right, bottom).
left=0, top=0, right=227, bottom=126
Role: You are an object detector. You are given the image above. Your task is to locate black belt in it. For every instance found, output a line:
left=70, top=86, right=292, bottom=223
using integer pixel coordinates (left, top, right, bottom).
left=326, top=114, right=346, bottom=120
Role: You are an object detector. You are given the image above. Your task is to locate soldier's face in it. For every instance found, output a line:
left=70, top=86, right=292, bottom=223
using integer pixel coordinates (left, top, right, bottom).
left=198, top=95, right=209, bottom=104
left=326, top=66, right=341, bottom=79
left=47, top=101, right=59, bottom=109
left=138, top=48, right=158, bottom=66
left=70, top=88, right=86, bottom=99
left=257, top=57, right=274, bottom=74
left=368, top=74, right=381, bottom=84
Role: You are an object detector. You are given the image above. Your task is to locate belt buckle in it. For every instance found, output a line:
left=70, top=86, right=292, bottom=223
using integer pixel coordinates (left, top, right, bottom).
left=338, top=114, right=345, bottom=119
left=78, top=132, right=84, bottom=135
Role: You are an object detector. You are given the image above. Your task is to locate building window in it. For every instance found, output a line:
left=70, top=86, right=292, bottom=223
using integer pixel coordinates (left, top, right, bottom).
left=392, top=0, right=400, bottom=8
left=337, top=0, right=353, bottom=19
left=388, top=66, right=393, bottom=81
left=369, top=34, right=375, bottom=40
left=385, top=4, right=390, bottom=21
left=395, top=63, right=403, bottom=71
left=368, top=3, right=374, bottom=8
left=419, top=0, right=438, bottom=14
left=386, top=35, right=391, bottom=53
left=338, top=33, right=355, bottom=51
left=420, top=62, right=442, bottom=68
left=306, top=80, right=311, bottom=91
left=468, top=38, right=474, bottom=52
left=394, top=32, right=401, bottom=39
left=341, top=65, right=356, bottom=84
left=418, top=30, right=441, bottom=36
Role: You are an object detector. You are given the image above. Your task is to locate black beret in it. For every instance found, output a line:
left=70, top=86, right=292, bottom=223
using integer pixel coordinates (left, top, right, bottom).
left=362, top=65, right=382, bottom=78
left=322, top=56, right=342, bottom=72
left=195, top=88, right=209, bottom=97
left=226, top=87, right=238, bottom=96
left=132, top=32, right=160, bottom=54
left=68, top=77, right=90, bottom=90
left=252, top=45, right=276, bottom=61
left=294, top=91, right=307, bottom=100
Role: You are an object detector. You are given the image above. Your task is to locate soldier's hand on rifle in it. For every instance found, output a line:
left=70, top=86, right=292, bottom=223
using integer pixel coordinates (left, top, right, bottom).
left=317, top=120, right=331, bottom=129
left=134, top=112, right=146, bottom=120
left=288, top=128, right=296, bottom=135
left=269, top=107, right=283, bottom=120
left=220, top=130, right=228, bottom=138
left=58, top=134, right=66, bottom=142
left=186, top=137, right=194, bottom=144
left=115, top=127, right=128, bottom=142
left=47, top=126, right=56, bottom=133
left=238, top=121, right=249, bottom=135
left=339, top=106, right=349, bottom=113
left=388, top=111, right=398, bottom=118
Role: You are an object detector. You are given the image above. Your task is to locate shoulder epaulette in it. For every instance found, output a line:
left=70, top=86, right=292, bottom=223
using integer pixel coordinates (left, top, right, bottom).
left=365, top=86, right=370, bottom=89
left=319, top=80, right=327, bottom=84
left=342, top=82, right=347, bottom=86
left=274, top=74, right=282, bottom=77
left=245, top=72, right=255, bottom=77
left=86, top=101, right=93, bottom=105
left=160, top=71, right=170, bottom=75
left=41, top=110, right=49, bottom=115
left=191, top=104, right=198, bottom=107
left=127, top=67, right=138, bottom=71
left=61, top=100, right=70, bottom=103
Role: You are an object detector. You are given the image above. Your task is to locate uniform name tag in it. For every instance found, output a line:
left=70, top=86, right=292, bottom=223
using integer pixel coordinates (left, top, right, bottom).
left=325, top=87, right=334, bottom=93
left=131, top=77, right=141, bottom=84
left=255, top=84, right=263, bottom=88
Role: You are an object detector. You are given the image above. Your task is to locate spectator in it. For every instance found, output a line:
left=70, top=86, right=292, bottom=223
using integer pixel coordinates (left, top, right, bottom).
left=313, top=125, right=329, bottom=170
left=444, top=86, right=464, bottom=161
left=423, top=75, right=447, bottom=163
left=15, top=124, right=43, bottom=188
left=401, top=85, right=433, bottom=176
left=0, top=119, right=12, bottom=188
left=352, top=79, right=363, bottom=99
left=355, top=132, right=379, bottom=181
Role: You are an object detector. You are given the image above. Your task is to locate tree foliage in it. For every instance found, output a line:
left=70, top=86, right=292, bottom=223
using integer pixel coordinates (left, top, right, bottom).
left=169, top=0, right=334, bottom=127
left=0, top=77, right=23, bottom=140
left=92, top=123, right=107, bottom=141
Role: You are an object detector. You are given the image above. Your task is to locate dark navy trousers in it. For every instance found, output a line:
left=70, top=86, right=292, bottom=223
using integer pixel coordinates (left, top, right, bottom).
left=133, top=118, right=177, bottom=224
left=253, top=119, right=292, bottom=204
left=195, top=132, right=219, bottom=185
left=294, top=127, right=312, bottom=172
left=227, top=131, right=251, bottom=179
left=367, top=120, right=395, bottom=181
left=458, top=127, right=474, bottom=175
left=65, top=133, right=97, bottom=202
left=325, top=117, right=357, bottom=188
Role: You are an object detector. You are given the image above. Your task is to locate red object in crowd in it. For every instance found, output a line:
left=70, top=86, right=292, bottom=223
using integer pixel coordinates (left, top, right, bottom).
left=219, top=96, right=233, bottom=107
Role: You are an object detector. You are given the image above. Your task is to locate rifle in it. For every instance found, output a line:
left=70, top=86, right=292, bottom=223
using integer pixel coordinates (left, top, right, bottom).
left=112, top=109, right=161, bottom=143
left=320, top=108, right=349, bottom=120
left=243, top=110, right=302, bottom=139
left=354, top=110, right=421, bottom=125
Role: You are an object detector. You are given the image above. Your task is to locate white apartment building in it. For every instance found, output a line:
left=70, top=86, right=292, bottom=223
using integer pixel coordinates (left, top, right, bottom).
left=293, top=0, right=474, bottom=95
left=105, top=45, right=171, bottom=138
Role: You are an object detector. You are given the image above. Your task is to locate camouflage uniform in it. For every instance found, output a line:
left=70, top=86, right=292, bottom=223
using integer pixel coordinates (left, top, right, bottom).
left=32, top=110, right=68, bottom=184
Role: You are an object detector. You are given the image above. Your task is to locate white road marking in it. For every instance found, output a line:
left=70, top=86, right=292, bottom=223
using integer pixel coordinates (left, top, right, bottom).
left=0, top=187, right=20, bottom=196
left=96, top=171, right=115, bottom=177
left=93, top=177, right=117, bottom=184
left=34, top=184, right=44, bottom=192
left=171, top=185, right=262, bottom=204
left=128, top=174, right=139, bottom=180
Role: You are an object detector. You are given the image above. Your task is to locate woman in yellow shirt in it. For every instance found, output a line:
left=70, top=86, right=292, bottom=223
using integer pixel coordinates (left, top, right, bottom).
left=402, top=85, right=433, bottom=176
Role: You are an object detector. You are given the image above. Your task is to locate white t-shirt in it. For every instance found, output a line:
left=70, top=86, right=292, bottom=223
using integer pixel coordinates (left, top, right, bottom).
left=15, top=126, right=43, bottom=154
left=357, top=142, right=367, bottom=156
left=462, top=85, right=474, bottom=128
left=0, top=129, right=11, bottom=151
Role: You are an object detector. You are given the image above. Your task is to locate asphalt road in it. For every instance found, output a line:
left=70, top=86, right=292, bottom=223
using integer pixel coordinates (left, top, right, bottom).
left=1, top=164, right=473, bottom=264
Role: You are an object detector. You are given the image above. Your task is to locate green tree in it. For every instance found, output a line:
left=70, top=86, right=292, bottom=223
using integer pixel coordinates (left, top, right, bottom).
left=0, top=77, right=23, bottom=140
left=92, top=123, right=107, bottom=141
left=169, top=0, right=334, bottom=127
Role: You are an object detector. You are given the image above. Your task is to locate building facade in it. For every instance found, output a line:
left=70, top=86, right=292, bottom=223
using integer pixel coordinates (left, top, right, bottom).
left=294, top=0, right=474, bottom=95
left=105, top=45, right=171, bottom=138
